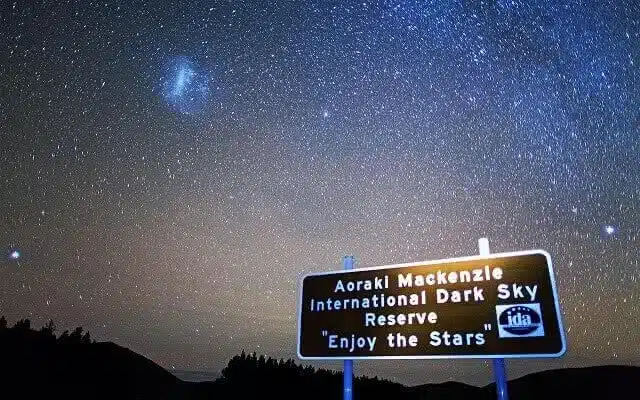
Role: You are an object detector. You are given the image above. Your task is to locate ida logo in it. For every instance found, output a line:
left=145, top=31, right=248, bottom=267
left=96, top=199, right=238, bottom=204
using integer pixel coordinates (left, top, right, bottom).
left=495, top=303, right=545, bottom=338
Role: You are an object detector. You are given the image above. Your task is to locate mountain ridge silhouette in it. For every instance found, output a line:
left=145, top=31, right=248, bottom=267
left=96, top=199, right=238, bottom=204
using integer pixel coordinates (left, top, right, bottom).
left=0, top=317, right=637, bottom=399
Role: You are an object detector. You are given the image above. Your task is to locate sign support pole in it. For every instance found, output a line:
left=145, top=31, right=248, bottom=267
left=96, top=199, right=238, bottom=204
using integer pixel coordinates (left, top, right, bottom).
left=479, top=238, right=509, bottom=400
left=342, top=255, right=354, bottom=400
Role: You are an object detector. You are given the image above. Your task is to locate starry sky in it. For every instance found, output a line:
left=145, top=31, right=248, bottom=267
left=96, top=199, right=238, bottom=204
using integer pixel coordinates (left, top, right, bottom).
left=0, top=0, right=638, bottom=386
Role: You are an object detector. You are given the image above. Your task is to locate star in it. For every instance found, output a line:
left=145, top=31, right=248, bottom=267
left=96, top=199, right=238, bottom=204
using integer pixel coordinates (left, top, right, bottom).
left=9, top=250, right=20, bottom=260
left=602, top=225, right=618, bottom=238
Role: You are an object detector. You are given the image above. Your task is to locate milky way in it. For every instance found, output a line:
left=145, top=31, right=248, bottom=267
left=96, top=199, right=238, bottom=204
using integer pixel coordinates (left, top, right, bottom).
left=0, top=0, right=638, bottom=386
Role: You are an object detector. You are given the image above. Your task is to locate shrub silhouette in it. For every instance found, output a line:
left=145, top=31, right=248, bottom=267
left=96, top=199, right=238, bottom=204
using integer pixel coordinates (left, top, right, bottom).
left=217, top=348, right=403, bottom=399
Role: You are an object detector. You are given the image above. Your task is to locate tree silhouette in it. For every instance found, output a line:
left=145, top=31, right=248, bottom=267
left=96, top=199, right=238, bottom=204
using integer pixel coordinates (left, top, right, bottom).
left=0, top=316, right=186, bottom=400
left=58, top=330, right=70, bottom=342
left=1, top=314, right=631, bottom=400
left=40, top=319, right=56, bottom=337
left=13, top=318, right=31, bottom=330
left=69, top=326, right=83, bottom=341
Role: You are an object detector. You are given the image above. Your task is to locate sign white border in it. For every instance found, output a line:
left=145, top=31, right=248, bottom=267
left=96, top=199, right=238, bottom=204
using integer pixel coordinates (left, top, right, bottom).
left=296, top=249, right=567, bottom=360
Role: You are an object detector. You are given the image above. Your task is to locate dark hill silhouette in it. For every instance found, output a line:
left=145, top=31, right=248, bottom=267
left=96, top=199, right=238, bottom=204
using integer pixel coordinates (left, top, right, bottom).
left=0, top=316, right=638, bottom=399
left=482, top=365, right=640, bottom=400
left=406, top=380, right=483, bottom=399
left=0, top=318, right=184, bottom=399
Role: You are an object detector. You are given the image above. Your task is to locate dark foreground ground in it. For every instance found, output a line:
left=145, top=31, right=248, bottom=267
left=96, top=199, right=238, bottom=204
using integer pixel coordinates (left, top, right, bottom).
left=1, top=319, right=638, bottom=399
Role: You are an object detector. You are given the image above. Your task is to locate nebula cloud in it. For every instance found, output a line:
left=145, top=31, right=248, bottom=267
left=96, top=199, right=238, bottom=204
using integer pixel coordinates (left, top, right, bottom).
left=159, top=56, right=209, bottom=114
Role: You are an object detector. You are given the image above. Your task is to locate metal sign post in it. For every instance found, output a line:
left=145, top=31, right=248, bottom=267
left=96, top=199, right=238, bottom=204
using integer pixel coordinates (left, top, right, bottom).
left=342, top=255, right=354, bottom=400
left=298, top=248, right=566, bottom=399
left=479, top=238, right=509, bottom=400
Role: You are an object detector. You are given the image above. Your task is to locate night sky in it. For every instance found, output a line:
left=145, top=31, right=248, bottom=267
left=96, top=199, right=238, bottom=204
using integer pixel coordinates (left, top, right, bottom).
left=1, top=0, right=638, bottom=386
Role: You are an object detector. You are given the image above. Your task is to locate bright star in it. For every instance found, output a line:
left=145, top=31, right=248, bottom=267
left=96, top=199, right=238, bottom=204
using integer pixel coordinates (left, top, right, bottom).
left=604, top=225, right=615, bottom=235
left=9, top=250, right=20, bottom=260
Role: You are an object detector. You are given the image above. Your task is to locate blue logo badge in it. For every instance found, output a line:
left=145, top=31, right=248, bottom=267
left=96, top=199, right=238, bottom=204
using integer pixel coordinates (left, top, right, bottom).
left=495, top=303, right=545, bottom=338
